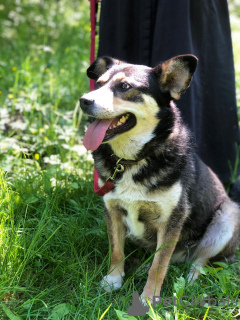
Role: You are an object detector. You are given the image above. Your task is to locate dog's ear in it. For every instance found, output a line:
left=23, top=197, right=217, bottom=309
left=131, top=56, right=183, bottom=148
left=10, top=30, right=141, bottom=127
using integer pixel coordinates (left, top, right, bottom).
left=154, top=55, right=198, bottom=100
left=87, top=57, right=121, bottom=80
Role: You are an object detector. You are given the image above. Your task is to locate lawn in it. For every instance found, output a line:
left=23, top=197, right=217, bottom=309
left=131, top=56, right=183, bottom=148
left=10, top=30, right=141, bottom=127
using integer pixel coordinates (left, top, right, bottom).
left=0, top=1, right=240, bottom=319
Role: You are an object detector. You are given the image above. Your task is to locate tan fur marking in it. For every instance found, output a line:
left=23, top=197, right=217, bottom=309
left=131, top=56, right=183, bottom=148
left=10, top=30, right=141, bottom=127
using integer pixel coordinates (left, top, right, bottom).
left=108, top=94, right=159, bottom=159
left=105, top=203, right=126, bottom=276
left=98, top=72, right=110, bottom=83
left=112, top=72, right=126, bottom=82
left=121, top=88, right=139, bottom=100
left=142, top=227, right=182, bottom=301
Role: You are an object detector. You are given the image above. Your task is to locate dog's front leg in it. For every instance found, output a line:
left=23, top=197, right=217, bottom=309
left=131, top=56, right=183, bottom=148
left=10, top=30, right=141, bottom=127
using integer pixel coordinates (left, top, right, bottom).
left=141, top=226, right=181, bottom=304
left=100, top=205, right=126, bottom=292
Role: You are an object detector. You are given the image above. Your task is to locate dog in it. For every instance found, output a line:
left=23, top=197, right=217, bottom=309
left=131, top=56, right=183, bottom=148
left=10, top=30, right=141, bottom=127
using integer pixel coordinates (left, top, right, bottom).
left=80, top=55, right=240, bottom=304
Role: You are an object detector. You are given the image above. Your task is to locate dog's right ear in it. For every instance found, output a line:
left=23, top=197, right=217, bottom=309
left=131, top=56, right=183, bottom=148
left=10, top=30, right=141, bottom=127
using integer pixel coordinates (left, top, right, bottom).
left=87, top=57, right=120, bottom=80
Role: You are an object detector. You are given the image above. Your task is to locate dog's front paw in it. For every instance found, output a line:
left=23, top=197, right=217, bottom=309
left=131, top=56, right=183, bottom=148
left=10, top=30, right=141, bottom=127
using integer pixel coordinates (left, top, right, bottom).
left=187, top=269, right=200, bottom=283
left=187, top=264, right=202, bottom=283
left=100, top=273, right=125, bottom=292
left=140, top=291, right=153, bottom=306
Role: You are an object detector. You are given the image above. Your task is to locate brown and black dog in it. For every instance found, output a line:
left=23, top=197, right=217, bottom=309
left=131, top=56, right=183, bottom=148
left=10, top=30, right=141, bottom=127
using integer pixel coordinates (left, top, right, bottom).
left=80, top=55, right=240, bottom=303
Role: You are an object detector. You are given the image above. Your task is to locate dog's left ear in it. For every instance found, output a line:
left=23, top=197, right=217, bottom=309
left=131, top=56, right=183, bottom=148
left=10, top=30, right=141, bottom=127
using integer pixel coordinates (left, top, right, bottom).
left=154, top=54, right=198, bottom=100
left=87, top=56, right=121, bottom=80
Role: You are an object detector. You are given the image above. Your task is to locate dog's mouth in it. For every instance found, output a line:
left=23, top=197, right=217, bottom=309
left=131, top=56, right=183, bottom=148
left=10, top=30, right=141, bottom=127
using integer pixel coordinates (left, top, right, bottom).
left=83, top=112, right=136, bottom=151
left=104, top=113, right=136, bottom=141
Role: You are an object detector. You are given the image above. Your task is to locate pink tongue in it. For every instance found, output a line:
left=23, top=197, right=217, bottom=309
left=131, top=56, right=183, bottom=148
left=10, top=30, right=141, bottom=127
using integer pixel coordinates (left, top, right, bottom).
left=83, top=119, right=113, bottom=151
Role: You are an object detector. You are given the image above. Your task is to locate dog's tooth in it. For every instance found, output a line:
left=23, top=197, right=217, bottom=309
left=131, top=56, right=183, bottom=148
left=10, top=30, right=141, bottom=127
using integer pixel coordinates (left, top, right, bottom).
left=120, top=116, right=126, bottom=123
left=117, top=121, right=122, bottom=126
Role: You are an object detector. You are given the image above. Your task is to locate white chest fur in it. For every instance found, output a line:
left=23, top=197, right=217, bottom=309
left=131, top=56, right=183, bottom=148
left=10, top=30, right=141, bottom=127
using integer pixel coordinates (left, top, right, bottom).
left=103, top=168, right=182, bottom=239
left=122, top=202, right=145, bottom=238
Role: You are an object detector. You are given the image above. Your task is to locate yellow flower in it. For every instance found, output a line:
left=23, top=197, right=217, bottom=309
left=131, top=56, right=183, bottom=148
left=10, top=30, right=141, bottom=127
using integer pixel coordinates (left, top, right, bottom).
left=34, top=153, right=40, bottom=160
left=52, top=78, right=57, bottom=82
left=44, top=136, right=49, bottom=141
left=8, top=93, right=14, bottom=99
left=12, top=66, right=17, bottom=72
left=84, top=25, right=91, bottom=32
left=0, top=90, right=2, bottom=95
left=51, top=105, right=55, bottom=109
left=39, top=128, right=44, bottom=133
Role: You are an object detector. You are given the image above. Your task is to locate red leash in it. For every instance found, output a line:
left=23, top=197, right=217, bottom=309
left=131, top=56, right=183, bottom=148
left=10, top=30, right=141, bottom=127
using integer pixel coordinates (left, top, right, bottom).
left=94, top=169, right=115, bottom=196
left=90, top=0, right=96, bottom=91
left=90, top=0, right=115, bottom=196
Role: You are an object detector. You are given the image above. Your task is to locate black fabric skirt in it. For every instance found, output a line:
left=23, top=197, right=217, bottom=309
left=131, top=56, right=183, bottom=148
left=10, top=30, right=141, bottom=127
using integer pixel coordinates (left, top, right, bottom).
left=97, top=0, right=240, bottom=183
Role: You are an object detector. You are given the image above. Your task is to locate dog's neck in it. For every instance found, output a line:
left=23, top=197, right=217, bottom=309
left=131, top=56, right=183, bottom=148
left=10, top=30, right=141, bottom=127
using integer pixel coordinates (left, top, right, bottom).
left=107, top=130, right=155, bottom=160
left=111, top=154, right=145, bottom=165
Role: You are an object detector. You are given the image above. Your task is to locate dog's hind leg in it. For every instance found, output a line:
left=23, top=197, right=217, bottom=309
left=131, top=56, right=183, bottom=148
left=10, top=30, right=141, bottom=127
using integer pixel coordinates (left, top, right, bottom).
left=100, top=205, right=126, bottom=292
left=188, top=201, right=240, bottom=282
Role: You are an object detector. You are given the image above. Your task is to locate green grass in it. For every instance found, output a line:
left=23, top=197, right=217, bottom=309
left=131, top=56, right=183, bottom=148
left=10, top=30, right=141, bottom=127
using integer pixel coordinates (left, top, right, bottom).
left=0, top=1, right=240, bottom=319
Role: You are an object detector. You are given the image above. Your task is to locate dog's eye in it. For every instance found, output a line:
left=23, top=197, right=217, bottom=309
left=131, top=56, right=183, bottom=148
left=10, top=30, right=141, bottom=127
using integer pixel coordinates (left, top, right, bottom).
left=119, top=83, right=131, bottom=90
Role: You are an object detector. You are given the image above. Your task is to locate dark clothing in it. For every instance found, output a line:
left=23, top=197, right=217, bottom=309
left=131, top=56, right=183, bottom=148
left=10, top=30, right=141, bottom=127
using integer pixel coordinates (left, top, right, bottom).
left=98, top=0, right=240, bottom=183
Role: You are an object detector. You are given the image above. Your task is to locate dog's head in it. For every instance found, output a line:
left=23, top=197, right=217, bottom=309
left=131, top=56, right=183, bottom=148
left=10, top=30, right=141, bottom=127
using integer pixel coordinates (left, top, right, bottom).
left=80, top=55, right=197, bottom=158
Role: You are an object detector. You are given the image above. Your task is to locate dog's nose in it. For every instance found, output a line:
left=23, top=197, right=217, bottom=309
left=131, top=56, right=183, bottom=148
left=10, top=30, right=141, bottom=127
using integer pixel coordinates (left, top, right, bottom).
left=80, top=98, right=95, bottom=110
